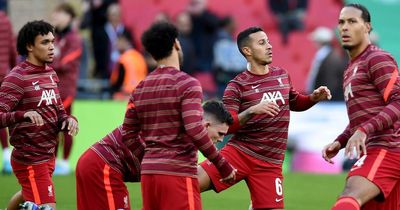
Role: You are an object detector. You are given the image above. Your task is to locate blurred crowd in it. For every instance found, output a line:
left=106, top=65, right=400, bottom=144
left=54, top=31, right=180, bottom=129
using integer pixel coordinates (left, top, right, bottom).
left=1, top=0, right=355, bottom=102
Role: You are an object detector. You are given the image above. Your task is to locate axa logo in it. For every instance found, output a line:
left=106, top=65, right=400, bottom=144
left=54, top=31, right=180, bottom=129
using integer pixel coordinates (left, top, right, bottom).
left=37, top=89, right=57, bottom=107
left=344, top=83, right=354, bottom=101
left=261, top=91, right=285, bottom=104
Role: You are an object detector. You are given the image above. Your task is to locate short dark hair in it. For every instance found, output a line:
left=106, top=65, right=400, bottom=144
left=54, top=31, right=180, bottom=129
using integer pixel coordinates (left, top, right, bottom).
left=345, top=3, right=371, bottom=23
left=55, top=2, right=77, bottom=19
left=237, top=27, right=263, bottom=57
left=141, top=22, right=178, bottom=60
left=17, top=20, right=54, bottom=56
left=203, top=100, right=233, bottom=125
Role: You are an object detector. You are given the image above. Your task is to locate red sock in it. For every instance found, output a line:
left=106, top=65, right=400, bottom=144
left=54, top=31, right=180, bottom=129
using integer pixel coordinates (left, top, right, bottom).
left=0, top=128, right=9, bottom=149
left=332, top=196, right=360, bottom=210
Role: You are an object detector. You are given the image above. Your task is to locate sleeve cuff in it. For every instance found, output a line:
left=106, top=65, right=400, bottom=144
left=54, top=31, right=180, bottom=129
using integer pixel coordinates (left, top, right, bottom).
left=214, top=157, right=235, bottom=178
left=15, top=111, right=26, bottom=122
left=335, top=134, right=349, bottom=149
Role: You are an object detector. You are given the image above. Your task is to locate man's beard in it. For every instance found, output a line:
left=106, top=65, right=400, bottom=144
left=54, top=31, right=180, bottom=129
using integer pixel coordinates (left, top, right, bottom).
left=342, top=44, right=353, bottom=50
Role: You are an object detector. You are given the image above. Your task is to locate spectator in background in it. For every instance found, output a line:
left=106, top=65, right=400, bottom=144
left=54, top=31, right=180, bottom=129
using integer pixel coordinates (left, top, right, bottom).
left=110, top=34, right=147, bottom=100
left=154, top=11, right=171, bottom=23
left=0, top=10, right=17, bottom=174
left=50, top=2, right=83, bottom=175
left=213, top=16, right=247, bottom=97
left=105, top=3, right=134, bottom=79
left=80, top=0, right=117, bottom=79
left=306, top=27, right=347, bottom=101
left=187, top=0, right=220, bottom=98
left=176, top=11, right=196, bottom=75
left=188, top=0, right=219, bottom=72
left=268, top=0, right=308, bottom=45
left=0, top=0, right=7, bottom=11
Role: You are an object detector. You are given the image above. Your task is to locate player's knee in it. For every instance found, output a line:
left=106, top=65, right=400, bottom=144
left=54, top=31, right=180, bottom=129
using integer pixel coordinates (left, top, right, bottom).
left=339, top=185, right=365, bottom=204
left=340, top=176, right=380, bottom=205
left=341, top=182, right=360, bottom=196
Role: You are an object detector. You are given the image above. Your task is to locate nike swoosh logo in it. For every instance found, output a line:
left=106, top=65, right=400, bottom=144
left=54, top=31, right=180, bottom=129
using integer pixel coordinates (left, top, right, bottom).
left=251, top=84, right=260, bottom=89
left=275, top=198, right=283, bottom=202
left=32, top=81, right=39, bottom=85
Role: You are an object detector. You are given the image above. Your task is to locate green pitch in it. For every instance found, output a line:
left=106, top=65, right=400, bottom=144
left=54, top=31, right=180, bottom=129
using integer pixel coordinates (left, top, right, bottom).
left=0, top=172, right=345, bottom=210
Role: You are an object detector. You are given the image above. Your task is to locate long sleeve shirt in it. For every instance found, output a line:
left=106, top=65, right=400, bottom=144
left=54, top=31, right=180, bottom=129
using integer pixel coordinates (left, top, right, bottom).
left=335, top=45, right=400, bottom=151
left=223, top=66, right=315, bottom=164
left=0, top=11, right=17, bottom=82
left=91, top=125, right=145, bottom=182
left=123, top=66, right=233, bottom=178
left=0, top=61, right=70, bottom=164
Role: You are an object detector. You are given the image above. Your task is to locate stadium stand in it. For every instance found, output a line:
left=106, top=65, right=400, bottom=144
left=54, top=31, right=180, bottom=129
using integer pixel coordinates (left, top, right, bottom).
left=120, top=0, right=342, bottom=92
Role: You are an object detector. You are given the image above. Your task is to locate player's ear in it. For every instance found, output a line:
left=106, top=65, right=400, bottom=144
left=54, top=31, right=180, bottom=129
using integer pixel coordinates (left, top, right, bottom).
left=242, top=46, right=251, bottom=57
left=204, top=120, right=211, bottom=128
left=174, top=38, right=181, bottom=51
left=365, top=22, right=372, bottom=34
left=26, top=44, right=34, bottom=52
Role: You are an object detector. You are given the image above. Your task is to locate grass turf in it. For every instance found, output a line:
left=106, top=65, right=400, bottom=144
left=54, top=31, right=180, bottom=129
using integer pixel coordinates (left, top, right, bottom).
left=0, top=172, right=346, bottom=210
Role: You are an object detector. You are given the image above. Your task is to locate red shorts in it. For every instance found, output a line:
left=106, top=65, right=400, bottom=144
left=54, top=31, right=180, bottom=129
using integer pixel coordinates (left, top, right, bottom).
left=141, top=174, right=201, bottom=210
left=348, top=148, right=400, bottom=200
left=199, top=145, right=284, bottom=209
left=76, top=149, right=130, bottom=210
left=362, top=181, right=400, bottom=210
left=11, top=159, right=56, bottom=204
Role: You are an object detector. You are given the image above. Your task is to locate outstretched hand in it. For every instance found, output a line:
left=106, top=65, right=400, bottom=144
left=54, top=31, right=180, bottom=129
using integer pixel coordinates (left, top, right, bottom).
left=310, top=86, right=332, bottom=102
left=345, top=129, right=367, bottom=159
left=322, top=141, right=341, bottom=164
left=61, top=117, right=79, bottom=136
